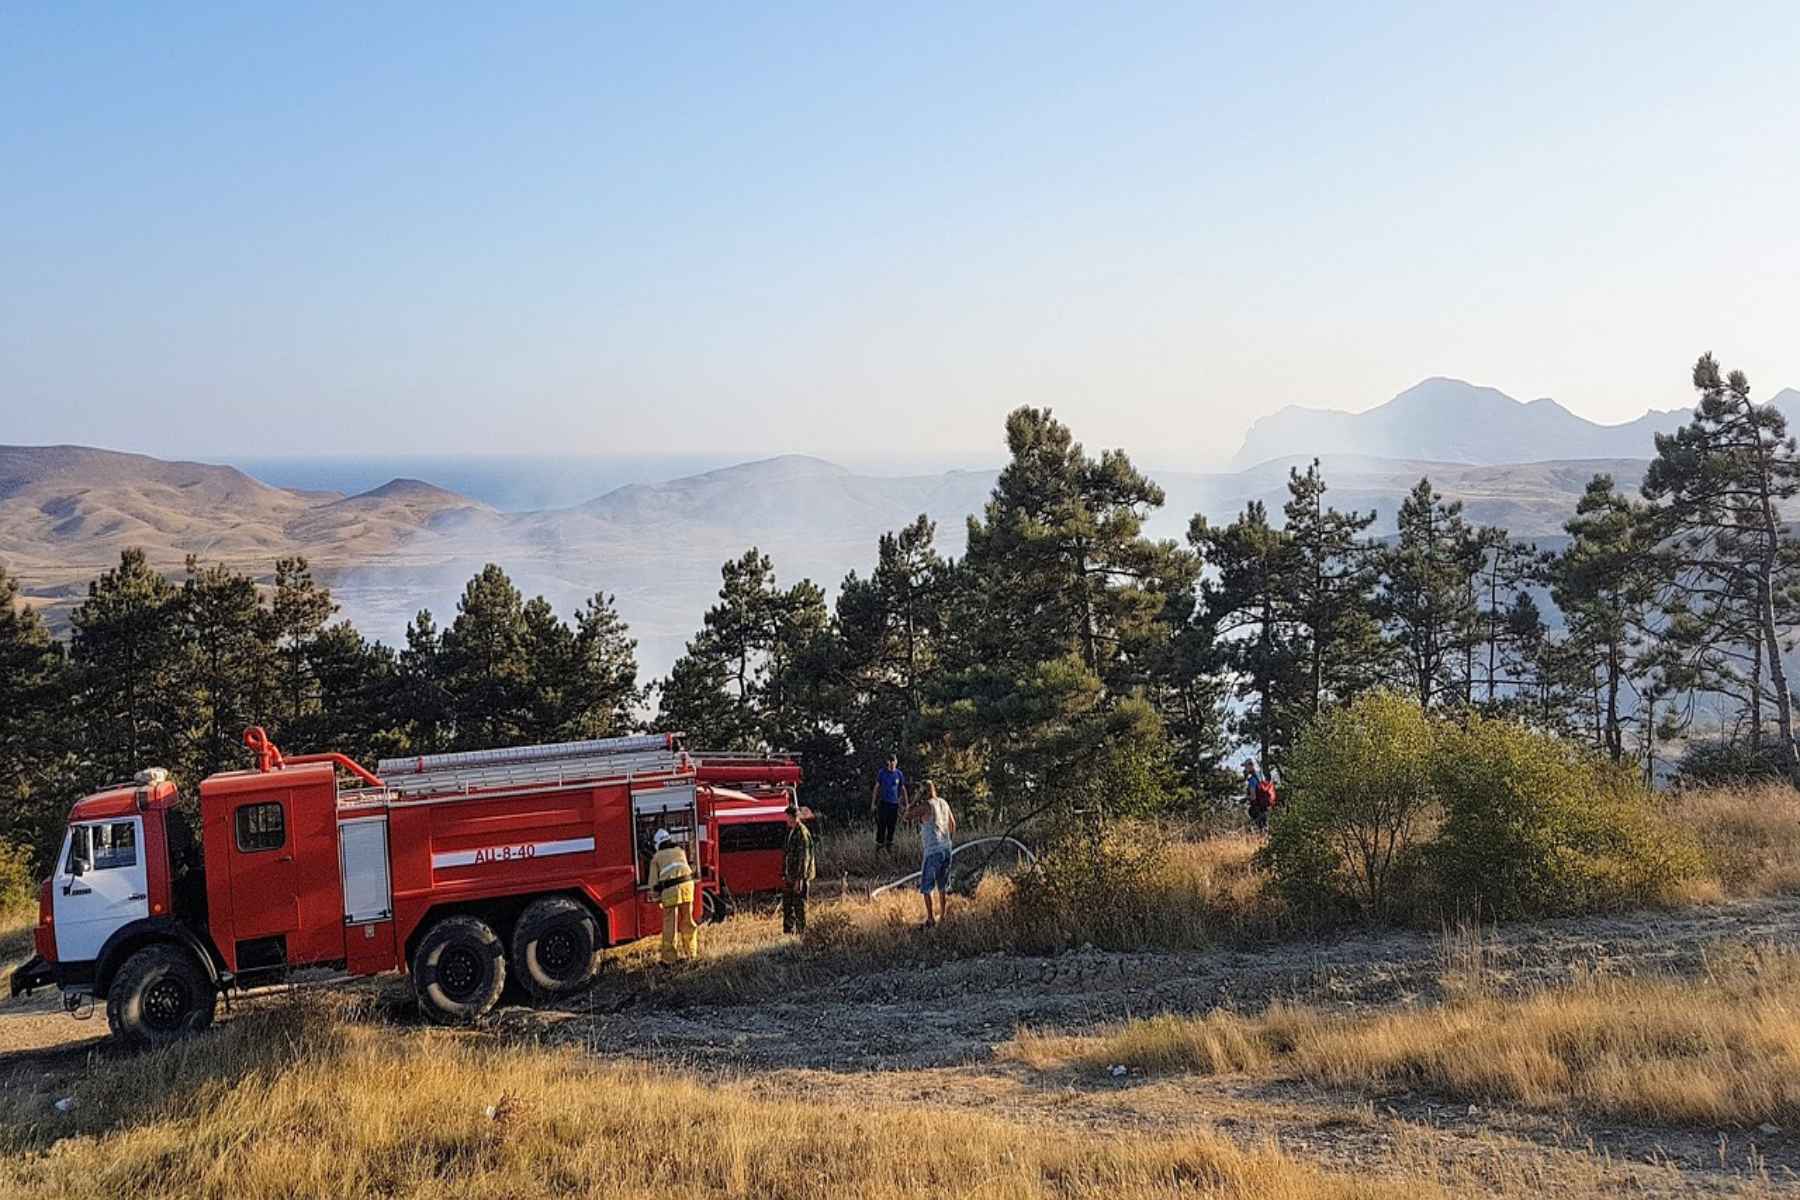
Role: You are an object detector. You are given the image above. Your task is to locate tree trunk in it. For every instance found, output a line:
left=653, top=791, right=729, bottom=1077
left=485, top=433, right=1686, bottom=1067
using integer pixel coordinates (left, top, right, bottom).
left=1604, top=645, right=1622, bottom=764
left=1746, top=399, right=1798, bottom=781
left=1758, top=560, right=1797, bottom=781
left=1749, top=619, right=1763, bottom=750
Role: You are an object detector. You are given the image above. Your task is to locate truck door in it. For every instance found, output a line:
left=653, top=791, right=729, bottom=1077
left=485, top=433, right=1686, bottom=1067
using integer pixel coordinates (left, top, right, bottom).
left=225, top=796, right=299, bottom=968
left=52, top=817, right=149, bottom=963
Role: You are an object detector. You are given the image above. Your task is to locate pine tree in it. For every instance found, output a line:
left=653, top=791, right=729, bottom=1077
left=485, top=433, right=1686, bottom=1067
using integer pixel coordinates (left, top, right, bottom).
left=264, top=556, right=337, bottom=736
left=299, top=621, right=398, bottom=763
left=837, top=516, right=953, bottom=793
left=180, top=557, right=274, bottom=779
left=0, top=564, right=73, bottom=867
left=1470, top=537, right=1545, bottom=707
left=1549, top=475, right=1658, bottom=763
left=1192, top=501, right=1304, bottom=769
left=70, top=549, right=190, bottom=785
left=1643, top=354, right=1800, bottom=777
left=940, top=407, right=1193, bottom=813
left=709, top=548, right=781, bottom=712
left=1281, top=460, right=1387, bottom=718
left=520, top=595, right=577, bottom=743
left=439, top=565, right=531, bottom=750
left=655, top=549, right=835, bottom=757
left=1142, top=560, right=1232, bottom=797
left=1378, top=479, right=1480, bottom=707
left=566, top=592, right=643, bottom=738
left=394, top=610, right=452, bottom=753
left=654, top=652, right=752, bottom=746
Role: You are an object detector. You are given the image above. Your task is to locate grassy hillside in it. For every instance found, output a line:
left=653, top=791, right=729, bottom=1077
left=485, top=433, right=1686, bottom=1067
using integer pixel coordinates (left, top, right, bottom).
left=6, top=797, right=1800, bottom=1197
left=0, top=998, right=1437, bottom=1200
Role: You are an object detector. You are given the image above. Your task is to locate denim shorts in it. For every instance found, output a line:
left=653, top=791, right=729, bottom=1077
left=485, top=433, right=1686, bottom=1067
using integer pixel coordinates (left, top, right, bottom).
left=919, top=848, right=952, bottom=894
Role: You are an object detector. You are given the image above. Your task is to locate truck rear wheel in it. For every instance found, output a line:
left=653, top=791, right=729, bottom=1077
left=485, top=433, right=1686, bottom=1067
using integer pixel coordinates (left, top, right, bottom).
left=106, top=943, right=217, bottom=1047
left=510, top=896, right=601, bottom=1000
left=701, top=887, right=731, bottom=923
left=412, top=915, right=506, bottom=1024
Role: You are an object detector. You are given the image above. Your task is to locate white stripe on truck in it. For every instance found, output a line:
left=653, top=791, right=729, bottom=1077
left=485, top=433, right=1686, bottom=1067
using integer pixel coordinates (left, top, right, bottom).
left=432, top=836, right=596, bottom=869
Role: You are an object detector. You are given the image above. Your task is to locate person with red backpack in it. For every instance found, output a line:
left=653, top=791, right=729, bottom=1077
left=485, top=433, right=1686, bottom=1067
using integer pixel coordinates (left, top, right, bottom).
left=1244, top=759, right=1277, bottom=833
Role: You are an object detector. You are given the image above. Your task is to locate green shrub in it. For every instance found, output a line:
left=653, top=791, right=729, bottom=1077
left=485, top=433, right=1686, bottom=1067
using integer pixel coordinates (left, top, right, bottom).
left=1675, top=738, right=1796, bottom=788
left=1433, top=716, right=1702, bottom=918
left=0, top=839, right=37, bottom=911
left=1007, top=820, right=1184, bottom=951
left=1263, top=692, right=1439, bottom=922
left=1264, top=695, right=1703, bottom=925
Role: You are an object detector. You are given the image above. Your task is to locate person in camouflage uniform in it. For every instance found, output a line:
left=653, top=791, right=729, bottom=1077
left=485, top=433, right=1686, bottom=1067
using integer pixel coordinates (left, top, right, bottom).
left=781, top=798, right=816, bottom=934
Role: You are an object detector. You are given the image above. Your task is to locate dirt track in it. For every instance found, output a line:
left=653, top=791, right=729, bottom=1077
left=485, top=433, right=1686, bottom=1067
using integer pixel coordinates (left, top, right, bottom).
left=507, top=895, right=1800, bottom=1195
left=526, top=894, right=1800, bottom=1072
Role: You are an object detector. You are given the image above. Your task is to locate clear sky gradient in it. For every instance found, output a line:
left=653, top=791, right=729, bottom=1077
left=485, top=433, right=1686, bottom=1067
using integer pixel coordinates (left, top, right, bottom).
left=3, top=3, right=1795, bottom=466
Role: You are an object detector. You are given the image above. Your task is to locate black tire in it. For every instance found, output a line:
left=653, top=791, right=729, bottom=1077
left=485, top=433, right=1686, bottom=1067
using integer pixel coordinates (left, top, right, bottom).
left=700, top=887, right=732, bottom=924
left=509, top=896, right=601, bottom=1001
left=411, top=915, right=506, bottom=1024
left=106, top=943, right=217, bottom=1047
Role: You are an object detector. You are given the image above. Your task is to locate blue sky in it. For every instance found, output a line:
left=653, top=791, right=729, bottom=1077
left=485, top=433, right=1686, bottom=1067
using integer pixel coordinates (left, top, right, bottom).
left=3, top=3, right=1796, bottom=466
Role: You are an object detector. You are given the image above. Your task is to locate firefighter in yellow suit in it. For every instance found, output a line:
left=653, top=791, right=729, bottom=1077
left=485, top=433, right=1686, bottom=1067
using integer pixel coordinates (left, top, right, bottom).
left=649, top=828, right=699, bottom=963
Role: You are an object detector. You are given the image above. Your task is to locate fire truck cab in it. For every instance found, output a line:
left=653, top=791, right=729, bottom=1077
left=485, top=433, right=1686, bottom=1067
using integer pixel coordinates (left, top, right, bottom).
left=695, top=755, right=816, bottom=898
left=11, top=731, right=716, bottom=1045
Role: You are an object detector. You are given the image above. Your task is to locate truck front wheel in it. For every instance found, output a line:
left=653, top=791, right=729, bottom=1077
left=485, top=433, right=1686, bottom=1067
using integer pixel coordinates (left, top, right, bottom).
left=106, top=943, right=217, bottom=1047
left=510, top=896, right=601, bottom=1000
left=411, top=915, right=506, bottom=1024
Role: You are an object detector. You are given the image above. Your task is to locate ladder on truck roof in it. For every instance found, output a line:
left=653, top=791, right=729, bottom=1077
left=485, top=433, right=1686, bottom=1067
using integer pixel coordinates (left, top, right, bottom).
left=371, top=734, right=691, bottom=799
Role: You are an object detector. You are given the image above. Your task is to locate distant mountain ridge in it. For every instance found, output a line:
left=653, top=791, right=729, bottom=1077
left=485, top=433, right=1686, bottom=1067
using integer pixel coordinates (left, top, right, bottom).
left=1, top=440, right=1667, bottom=677
left=1232, top=378, right=1800, bottom=469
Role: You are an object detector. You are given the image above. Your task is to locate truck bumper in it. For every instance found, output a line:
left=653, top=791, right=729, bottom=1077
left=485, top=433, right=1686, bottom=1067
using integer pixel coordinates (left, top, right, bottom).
left=10, top=954, right=55, bottom=998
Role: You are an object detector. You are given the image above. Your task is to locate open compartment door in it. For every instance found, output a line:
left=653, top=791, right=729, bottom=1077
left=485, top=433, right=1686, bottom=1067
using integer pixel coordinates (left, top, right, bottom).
left=630, top=782, right=699, bottom=890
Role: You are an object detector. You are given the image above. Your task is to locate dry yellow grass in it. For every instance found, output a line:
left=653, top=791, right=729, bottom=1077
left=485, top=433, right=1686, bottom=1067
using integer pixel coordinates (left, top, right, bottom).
left=610, top=828, right=1271, bottom=1002
left=0, top=998, right=1434, bottom=1200
left=1008, top=943, right=1800, bottom=1128
left=812, top=819, right=935, bottom=882
left=1668, top=784, right=1800, bottom=898
left=0, top=903, right=36, bottom=971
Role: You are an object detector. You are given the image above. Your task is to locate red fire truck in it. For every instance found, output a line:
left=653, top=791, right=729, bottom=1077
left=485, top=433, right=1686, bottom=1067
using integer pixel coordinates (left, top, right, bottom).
left=695, top=754, right=816, bottom=899
left=10, top=729, right=726, bottom=1045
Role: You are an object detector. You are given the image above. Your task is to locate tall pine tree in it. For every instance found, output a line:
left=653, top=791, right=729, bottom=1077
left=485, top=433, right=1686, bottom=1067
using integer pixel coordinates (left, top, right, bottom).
left=1549, top=475, right=1658, bottom=763
left=70, top=549, right=190, bottom=786
left=439, top=565, right=531, bottom=750
left=1643, top=354, right=1800, bottom=777
left=180, top=558, right=274, bottom=779
left=1378, top=479, right=1479, bottom=707
left=939, top=407, right=1193, bottom=814
left=0, top=564, right=73, bottom=867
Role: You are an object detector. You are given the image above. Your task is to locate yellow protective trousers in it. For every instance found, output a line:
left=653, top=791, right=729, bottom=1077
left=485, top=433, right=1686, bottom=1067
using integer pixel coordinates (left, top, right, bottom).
left=660, top=881, right=698, bottom=963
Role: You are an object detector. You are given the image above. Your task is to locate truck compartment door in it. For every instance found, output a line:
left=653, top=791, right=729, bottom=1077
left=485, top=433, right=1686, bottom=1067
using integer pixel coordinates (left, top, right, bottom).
left=338, top=818, right=392, bottom=924
left=630, top=783, right=700, bottom=889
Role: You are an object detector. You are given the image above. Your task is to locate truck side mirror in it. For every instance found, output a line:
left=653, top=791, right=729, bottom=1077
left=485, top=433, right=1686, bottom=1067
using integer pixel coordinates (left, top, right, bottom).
left=69, top=856, right=87, bottom=878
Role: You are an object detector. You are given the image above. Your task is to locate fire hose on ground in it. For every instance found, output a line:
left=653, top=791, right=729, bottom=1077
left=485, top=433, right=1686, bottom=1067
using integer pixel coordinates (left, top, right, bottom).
left=868, top=836, right=1038, bottom=897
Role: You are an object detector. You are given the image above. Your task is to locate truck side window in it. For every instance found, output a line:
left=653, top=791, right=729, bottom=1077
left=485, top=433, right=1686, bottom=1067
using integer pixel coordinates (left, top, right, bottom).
left=91, top=821, right=137, bottom=870
left=64, top=826, right=91, bottom=875
left=236, top=802, right=286, bottom=853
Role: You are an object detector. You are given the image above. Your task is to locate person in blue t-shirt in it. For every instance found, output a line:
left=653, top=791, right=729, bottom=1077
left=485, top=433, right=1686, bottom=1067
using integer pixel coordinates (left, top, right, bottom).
left=870, top=755, right=909, bottom=852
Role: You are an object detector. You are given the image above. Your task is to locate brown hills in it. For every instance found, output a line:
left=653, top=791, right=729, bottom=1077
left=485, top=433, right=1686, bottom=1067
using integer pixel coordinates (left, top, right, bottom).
left=0, top=444, right=495, bottom=608
left=3, top=443, right=1651, bottom=676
